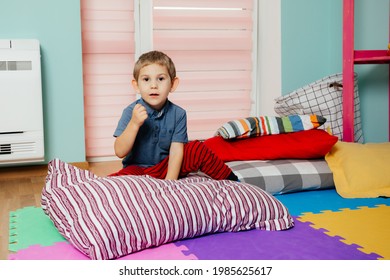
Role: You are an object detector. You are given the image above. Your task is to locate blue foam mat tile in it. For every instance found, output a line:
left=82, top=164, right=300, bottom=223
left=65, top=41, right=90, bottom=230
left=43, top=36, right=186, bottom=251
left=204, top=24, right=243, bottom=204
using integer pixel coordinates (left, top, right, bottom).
left=275, top=188, right=390, bottom=216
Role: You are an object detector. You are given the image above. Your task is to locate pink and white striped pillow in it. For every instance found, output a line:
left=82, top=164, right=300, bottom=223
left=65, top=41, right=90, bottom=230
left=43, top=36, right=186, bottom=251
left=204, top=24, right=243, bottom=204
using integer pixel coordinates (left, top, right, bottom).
left=41, top=159, right=294, bottom=260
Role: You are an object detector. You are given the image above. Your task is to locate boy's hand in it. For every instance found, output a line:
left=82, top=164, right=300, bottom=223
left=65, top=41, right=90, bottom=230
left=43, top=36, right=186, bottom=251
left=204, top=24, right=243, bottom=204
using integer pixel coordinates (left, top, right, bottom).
left=114, top=104, right=147, bottom=158
left=131, top=104, right=148, bottom=127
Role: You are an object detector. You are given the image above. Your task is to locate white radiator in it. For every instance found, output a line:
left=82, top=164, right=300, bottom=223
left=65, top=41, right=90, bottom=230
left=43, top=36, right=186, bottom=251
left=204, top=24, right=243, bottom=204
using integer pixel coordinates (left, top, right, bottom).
left=0, top=39, right=44, bottom=165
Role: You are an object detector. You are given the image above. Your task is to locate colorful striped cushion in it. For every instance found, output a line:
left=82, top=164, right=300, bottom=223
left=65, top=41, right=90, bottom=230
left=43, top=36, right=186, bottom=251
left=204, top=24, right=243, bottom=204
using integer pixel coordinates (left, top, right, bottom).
left=216, top=114, right=326, bottom=139
left=42, top=159, right=294, bottom=260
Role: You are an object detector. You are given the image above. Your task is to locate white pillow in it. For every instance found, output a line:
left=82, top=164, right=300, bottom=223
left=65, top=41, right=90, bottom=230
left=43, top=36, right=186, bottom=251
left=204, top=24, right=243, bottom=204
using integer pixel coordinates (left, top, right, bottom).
left=274, top=73, right=364, bottom=143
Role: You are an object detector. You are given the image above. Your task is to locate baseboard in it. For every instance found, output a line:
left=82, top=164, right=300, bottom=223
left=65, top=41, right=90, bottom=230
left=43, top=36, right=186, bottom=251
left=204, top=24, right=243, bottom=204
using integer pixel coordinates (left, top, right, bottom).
left=0, top=161, right=89, bottom=181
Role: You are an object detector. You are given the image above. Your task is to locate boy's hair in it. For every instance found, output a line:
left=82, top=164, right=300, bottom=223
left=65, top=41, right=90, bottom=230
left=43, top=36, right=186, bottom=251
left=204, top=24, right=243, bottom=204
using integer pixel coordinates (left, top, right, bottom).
left=133, top=51, right=176, bottom=82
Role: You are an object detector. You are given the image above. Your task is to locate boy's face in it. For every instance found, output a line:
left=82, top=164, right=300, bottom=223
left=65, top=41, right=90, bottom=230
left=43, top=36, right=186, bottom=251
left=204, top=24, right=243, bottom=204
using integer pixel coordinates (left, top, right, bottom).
left=132, top=63, right=178, bottom=111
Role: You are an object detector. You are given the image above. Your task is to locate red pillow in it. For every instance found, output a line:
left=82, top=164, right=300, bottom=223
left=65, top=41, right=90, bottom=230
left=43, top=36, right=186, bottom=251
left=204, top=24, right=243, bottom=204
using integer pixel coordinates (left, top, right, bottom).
left=203, top=129, right=338, bottom=162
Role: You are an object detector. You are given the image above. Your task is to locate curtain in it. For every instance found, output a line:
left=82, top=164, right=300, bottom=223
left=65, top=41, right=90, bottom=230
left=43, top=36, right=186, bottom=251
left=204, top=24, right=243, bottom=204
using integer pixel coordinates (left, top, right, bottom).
left=82, top=0, right=255, bottom=159
left=82, top=0, right=136, bottom=159
left=152, top=0, right=254, bottom=140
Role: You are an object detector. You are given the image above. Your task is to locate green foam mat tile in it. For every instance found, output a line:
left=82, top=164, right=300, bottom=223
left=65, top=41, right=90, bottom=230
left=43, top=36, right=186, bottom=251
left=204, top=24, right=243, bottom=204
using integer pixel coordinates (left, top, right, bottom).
left=8, top=206, right=66, bottom=252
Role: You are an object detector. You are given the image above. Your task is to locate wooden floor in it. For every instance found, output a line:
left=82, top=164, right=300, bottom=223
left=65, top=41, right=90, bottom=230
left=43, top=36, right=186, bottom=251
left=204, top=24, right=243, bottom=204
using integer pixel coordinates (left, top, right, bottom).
left=0, top=160, right=122, bottom=260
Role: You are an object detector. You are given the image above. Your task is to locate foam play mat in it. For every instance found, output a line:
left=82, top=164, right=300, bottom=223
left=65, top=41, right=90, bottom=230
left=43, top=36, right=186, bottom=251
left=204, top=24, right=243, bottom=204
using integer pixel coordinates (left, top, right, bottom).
left=7, top=189, right=390, bottom=260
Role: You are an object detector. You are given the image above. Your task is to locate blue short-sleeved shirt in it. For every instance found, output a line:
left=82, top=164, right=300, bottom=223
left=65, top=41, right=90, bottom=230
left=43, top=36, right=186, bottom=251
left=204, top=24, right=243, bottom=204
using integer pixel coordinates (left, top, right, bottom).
left=114, top=98, right=188, bottom=167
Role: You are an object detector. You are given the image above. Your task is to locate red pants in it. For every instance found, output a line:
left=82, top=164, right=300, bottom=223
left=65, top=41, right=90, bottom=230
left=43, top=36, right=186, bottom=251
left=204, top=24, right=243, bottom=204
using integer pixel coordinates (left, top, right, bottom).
left=109, top=140, right=233, bottom=180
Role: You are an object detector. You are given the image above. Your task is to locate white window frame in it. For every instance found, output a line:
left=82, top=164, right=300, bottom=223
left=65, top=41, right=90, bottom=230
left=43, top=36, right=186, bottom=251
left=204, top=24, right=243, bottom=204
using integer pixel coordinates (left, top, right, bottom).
left=257, top=0, right=281, bottom=116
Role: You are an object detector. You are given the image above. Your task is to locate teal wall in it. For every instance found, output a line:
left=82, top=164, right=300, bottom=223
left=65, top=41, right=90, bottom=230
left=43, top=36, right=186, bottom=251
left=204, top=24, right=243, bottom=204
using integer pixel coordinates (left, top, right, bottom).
left=0, top=0, right=86, bottom=164
left=354, top=0, right=389, bottom=142
left=282, top=0, right=389, bottom=142
left=282, top=0, right=342, bottom=92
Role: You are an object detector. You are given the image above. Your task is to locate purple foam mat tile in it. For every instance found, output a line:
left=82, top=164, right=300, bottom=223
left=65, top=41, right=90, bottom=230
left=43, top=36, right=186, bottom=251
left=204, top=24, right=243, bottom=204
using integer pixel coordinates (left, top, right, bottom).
left=316, top=233, right=384, bottom=260
left=175, top=218, right=380, bottom=260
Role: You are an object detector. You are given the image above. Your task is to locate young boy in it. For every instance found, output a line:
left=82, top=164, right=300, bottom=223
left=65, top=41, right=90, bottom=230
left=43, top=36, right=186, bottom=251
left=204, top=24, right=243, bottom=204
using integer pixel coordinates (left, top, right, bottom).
left=110, top=50, right=238, bottom=181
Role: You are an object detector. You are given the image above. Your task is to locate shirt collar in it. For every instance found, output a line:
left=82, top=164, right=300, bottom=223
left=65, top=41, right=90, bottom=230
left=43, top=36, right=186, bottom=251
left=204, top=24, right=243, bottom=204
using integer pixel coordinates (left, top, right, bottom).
left=138, top=98, right=170, bottom=119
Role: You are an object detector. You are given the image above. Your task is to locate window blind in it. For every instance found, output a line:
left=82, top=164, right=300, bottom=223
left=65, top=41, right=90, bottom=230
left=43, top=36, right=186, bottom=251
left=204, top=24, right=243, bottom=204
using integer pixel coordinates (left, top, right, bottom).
left=81, top=0, right=136, bottom=159
left=82, top=0, right=255, bottom=159
left=152, top=0, right=254, bottom=140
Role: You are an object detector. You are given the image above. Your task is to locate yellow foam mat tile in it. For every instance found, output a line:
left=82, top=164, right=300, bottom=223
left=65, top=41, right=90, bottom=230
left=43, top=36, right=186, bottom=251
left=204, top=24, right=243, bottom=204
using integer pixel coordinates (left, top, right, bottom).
left=298, top=204, right=390, bottom=260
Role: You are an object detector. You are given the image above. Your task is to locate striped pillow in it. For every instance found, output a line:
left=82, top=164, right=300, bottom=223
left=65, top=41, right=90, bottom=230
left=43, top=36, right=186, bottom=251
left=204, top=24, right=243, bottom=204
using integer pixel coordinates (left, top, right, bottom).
left=42, top=159, right=294, bottom=260
left=216, top=114, right=326, bottom=139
